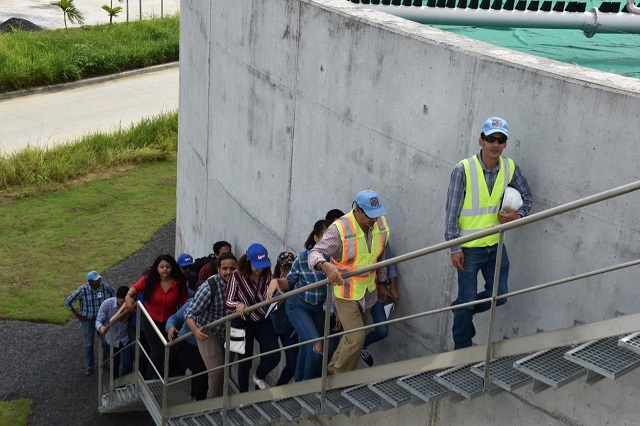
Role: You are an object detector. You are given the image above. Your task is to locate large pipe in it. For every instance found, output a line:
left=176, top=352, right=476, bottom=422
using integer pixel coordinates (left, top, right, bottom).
left=627, top=0, right=640, bottom=14
left=357, top=3, right=640, bottom=37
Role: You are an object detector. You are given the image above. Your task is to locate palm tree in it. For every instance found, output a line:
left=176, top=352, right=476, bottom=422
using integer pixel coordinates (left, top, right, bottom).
left=50, top=0, right=85, bottom=32
left=102, top=2, right=123, bottom=25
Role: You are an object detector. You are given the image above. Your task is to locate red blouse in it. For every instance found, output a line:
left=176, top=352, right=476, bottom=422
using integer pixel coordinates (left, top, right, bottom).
left=132, top=275, right=188, bottom=322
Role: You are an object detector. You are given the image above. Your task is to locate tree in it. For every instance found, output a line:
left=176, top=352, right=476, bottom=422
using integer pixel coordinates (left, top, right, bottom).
left=102, top=2, right=123, bottom=25
left=50, top=0, right=85, bottom=32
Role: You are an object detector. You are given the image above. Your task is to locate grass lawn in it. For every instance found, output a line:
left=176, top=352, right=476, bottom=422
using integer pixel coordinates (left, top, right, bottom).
left=0, top=399, right=32, bottom=426
left=0, top=160, right=176, bottom=323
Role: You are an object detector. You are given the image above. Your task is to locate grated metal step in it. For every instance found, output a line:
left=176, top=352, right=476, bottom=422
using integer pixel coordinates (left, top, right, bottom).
left=471, top=355, right=533, bottom=391
left=294, top=393, right=322, bottom=415
left=203, top=412, right=223, bottom=426
left=565, top=336, right=640, bottom=380
left=225, top=409, right=245, bottom=426
left=101, top=383, right=140, bottom=410
left=238, top=404, right=269, bottom=425
left=513, top=346, right=586, bottom=393
left=254, top=400, right=282, bottom=423
left=321, top=388, right=354, bottom=417
left=434, top=365, right=486, bottom=400
left=178, top=413, right=212, bottom=426
left=619, top=332, right=640, bottom=356
left=368, top=377, right=414, bottom=407
left=397, top=370, right=450, bottom=403
left=272, top=397, right=305, bottom=422
left=342, top=383, right=390, bottom=415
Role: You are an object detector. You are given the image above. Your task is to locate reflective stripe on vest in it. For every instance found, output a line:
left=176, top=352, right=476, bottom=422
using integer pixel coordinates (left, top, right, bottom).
left=332, top=211, right=389, bottom=300
left=458, top=156, right=515, bottom=248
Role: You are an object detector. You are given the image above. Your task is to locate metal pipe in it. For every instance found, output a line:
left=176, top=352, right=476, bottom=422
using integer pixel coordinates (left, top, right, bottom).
left=360, top=4, right=640, bottom=36
left=627, top=0, right=640, bottom=14
left=320, top=282, right=334, bottom=413
left=222, top=321, right=231, bottom=424
left=483, top=231, right=505, bottom=385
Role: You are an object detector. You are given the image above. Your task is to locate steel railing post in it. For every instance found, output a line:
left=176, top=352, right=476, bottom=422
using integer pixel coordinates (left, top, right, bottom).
left=98, top=335, right=103, bottom=408
left=109, top=331, right=115, bottom=393
left=134, top=306, right=141, bottom=380
left=222, top=320, right=231, bottom=424
left=161, top=343, right=170, bottom=426
left=483, top=231, right=505, bottom=386
left=139, top=0, right=142, bottom=20
left=320, top=282, right=334, bottom=412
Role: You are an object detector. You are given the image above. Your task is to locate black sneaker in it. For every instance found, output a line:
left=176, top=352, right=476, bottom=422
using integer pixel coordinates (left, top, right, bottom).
left=360, top=348, right=374, bottom=366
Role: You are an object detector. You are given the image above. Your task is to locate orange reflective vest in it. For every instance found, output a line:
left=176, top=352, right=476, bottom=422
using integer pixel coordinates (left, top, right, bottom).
left=331, top=210, right=390, bottom=300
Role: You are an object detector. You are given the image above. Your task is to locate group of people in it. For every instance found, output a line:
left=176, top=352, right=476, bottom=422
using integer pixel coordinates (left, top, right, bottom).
left=65, top=116, right=532, bottom=397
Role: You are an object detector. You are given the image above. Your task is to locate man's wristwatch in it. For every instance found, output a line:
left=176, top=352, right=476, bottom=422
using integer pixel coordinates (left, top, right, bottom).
left=316, top=260, right=326, bottom=271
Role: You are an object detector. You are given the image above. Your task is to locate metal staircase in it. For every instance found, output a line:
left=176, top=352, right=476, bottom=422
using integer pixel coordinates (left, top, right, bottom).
left=96, top=180, right=640, bottom=425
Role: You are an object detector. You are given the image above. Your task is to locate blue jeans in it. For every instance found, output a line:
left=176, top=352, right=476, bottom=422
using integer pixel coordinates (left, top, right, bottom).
left=363, top=300, right=389, bottom=349
left=276, top=327, right=298, bottom=386
left=82, top=320, right=97, bottom=369
left=101, top=340, right=134, bottom=379
left=452, top=245, right=510, bottom=349
left=286, top=296, right=325, bottom=382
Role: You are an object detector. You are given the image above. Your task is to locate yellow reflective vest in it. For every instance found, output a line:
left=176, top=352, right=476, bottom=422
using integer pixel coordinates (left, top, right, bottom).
left=458, top=155, right=515, bottom=248
left=332, top=211, right=390, bottom=300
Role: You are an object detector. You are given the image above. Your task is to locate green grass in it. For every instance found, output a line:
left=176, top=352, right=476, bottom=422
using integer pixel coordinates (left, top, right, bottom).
left=0, top=15, right=179, bottom=93
left=0, top=160, right=177, bottom=323
left=0, top=111, right=178, bottom=196
left=0, top=399, right=32, bottom=426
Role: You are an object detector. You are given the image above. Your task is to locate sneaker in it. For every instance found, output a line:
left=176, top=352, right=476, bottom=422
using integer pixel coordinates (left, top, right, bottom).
left=360, top=348, right=374, bottom=366
left=252, top=374, right=269, bottom=390
left=85, top=367, right=94, bottom=376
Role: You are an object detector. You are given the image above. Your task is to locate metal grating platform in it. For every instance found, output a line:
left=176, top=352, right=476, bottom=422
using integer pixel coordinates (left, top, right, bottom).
left=565, top=336, right=640, bottom=379
left=238, top=404, right=269, bottom=425
left=295, top=393, right=322, bottom=415
left=513, top=346, right=585, bottom=391
left=146, top=377, right=193, bottom=407
left=397, top=370, right=450, bottom=403
left=272, top=397, right=304, bottom=421
left=434, top=365, right=485, bottom=400
left=179, top=413, right=215, bottom=426
left=254, top=400, right=281, bottom=423
left=342, top=384, right=389, bottom=414
left=203, top=412, right=223, bottom=426
left=369, top=377, right=414, bottom=407
left=321, top=388, right=354, bottom=416
left=619, top=332, right=640, bottom=356
left=471, top=355, right=533, bottom=391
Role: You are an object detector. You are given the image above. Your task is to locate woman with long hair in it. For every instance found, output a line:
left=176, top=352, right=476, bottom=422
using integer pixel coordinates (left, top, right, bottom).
left=124, top=254, right=188, bottom=378
left=225, top=243, right=280, bottom=392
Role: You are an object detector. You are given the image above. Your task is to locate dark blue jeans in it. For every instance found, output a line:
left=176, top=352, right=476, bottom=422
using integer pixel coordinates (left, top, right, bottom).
left=101, top=340, right=134, bottom=379
left=234, top=317, right=280, bottom=392
left=452, top=245, right=509, bottom=349
left=363, top=300, right=389, bottom=349
left=286, top=296, right=325, bottom=382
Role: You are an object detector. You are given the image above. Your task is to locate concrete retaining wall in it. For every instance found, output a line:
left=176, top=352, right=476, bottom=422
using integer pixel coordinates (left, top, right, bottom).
left=177, top=0, right=640, bottom=423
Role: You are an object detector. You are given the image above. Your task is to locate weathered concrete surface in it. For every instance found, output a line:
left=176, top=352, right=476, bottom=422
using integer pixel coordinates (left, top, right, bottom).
left=177, top=0, right=640, bottom=424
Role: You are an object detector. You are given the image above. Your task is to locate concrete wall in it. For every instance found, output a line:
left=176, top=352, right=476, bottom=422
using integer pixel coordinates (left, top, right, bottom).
left=177, top=0, right=640, bottom=424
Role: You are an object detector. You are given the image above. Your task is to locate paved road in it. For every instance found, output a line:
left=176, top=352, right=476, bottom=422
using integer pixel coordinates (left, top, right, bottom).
left=0, top=65, right=179, bottom=154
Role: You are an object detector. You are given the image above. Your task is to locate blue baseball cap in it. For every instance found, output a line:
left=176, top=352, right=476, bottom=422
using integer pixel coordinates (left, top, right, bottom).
left=246, top=243, right=271, bottom=270
left=87, top=270, right=101, bottom=281
left=355, top=189, right=387, bottom=218
left=177, top=253, right=194, bottom=267
left=481, top=117, right=509, bottom=137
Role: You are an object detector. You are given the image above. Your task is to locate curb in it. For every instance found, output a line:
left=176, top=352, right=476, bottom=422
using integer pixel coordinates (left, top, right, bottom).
left=0, top=61, right=179, bottom=101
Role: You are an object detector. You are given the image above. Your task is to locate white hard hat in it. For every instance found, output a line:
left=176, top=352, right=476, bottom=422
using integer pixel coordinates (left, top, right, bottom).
left=501, top=187, right=523, bottom=212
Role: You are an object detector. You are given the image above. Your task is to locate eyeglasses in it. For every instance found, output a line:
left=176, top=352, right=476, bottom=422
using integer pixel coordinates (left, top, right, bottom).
left=483, top=135, right=507, bottom=145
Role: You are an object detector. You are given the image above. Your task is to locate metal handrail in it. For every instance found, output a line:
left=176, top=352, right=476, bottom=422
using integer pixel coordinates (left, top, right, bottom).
left=99, top=180, right=640, bottom=424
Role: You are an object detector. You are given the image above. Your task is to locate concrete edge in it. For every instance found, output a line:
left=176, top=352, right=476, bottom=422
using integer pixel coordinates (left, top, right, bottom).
left=0, top=61, right=179, bottom=101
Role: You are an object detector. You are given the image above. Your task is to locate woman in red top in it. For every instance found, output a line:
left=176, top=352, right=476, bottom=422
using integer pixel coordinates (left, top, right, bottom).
left=125, top=254, right=187, bottom=378
left=225, top=243, right=280, bottom=392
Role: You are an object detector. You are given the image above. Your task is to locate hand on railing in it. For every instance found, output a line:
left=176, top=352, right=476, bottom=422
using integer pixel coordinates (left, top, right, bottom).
left=167, top=327, right=178, bottom=342
left=322, top=262, right=345, bottom=286
left=235, top=303, right=247, bottom=320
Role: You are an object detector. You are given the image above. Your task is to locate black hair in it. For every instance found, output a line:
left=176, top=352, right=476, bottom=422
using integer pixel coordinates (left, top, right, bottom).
left=213, top=240, right=232, bottom=255
left=305, top=219, right=330, bottom=250
left=217, top=252, right=237, bottom=266
left=325, top=209, right=345, bottom=224
left=145, top=254, right=185, bottom=289
left=116, top=286, right=129, bottom=299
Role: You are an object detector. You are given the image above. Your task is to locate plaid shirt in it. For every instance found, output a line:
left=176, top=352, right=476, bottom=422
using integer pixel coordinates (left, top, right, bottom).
left=185, top=275, right=227, bottom=342
left=65, top=281, right=116, bottom=320
left=445, top=151, right=532, bottom=253
left=286, top=250, right=327, bottom=306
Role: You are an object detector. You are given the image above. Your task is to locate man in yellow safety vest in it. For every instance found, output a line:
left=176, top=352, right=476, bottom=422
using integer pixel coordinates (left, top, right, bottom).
left=445, top=117, right=532, bottom=349
left=309, top=190, right=390, bottom=374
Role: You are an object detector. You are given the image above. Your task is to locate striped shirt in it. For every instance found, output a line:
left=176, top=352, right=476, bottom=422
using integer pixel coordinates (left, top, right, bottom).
left=65, top=281, right=116, bottom=319
left=225, top=270, right=272, bottom=322
left=185, top=275, right=227, bottom=342
left=286, top=250, right=327, bottom=306
left=445, top=151, right=532, bottom=253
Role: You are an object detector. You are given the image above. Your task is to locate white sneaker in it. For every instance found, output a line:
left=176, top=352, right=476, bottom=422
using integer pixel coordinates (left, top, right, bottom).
left=252, top=374, right=269, bottom=390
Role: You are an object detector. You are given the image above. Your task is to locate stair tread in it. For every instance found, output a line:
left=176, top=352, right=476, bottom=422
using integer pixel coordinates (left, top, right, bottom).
left=254, top=400, right=281, bottom=422
left=565, top=336, right=640, bottom=378
left=294, top=393, right=322, bottom=414
left=238, top=404, right=269, bottom=425
left=342, top=383, right=386, bottom=413
left=272, top=397, right=303, bottom=421
left=397, top=370, right=450, bottom=402
left=514, top=346, right=585, bottom=387
left=369, top=377, right=413, bottom=407
left=471, top=355, right=533, bottom=391
left=321, top=388, right=354, bottom=414
left=434, top=365, right=485, bottom=399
